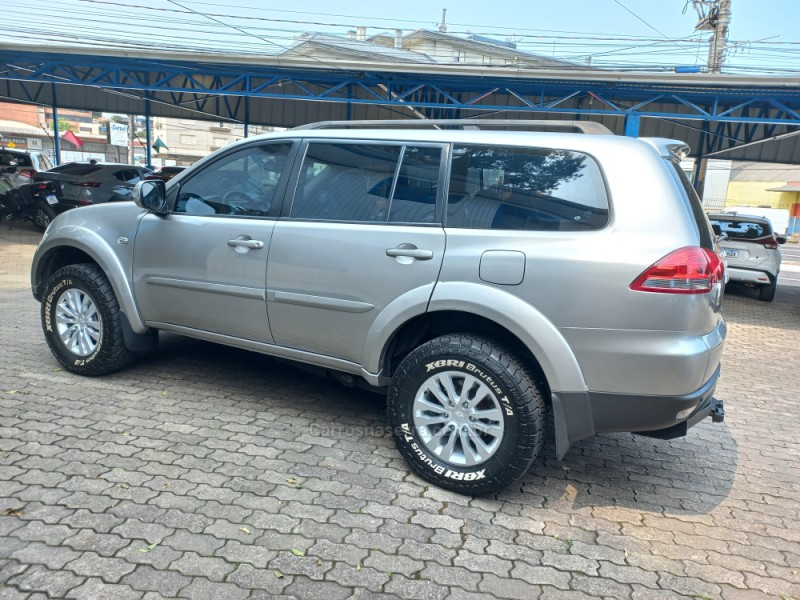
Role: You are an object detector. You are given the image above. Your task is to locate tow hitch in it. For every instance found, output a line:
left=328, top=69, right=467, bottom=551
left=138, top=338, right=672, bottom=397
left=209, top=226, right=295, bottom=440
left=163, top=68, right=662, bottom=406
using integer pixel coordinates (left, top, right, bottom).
left=711, top=398, right=725, bottom=423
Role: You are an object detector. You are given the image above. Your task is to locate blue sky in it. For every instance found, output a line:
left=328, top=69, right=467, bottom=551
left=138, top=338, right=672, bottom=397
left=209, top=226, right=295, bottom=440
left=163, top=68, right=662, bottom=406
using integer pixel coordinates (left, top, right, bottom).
left=4, top=0, right=798, bottom=73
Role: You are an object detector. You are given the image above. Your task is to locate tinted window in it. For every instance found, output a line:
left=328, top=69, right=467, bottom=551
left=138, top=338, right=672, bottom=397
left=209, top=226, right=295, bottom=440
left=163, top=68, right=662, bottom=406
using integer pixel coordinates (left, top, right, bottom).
left=447, top=145, right=608, bottom=231
left=175, top=143, right=292, bottom=217
left=709, top=218, right=772, bottom=240
left=290, top=142, right=441, bottom=224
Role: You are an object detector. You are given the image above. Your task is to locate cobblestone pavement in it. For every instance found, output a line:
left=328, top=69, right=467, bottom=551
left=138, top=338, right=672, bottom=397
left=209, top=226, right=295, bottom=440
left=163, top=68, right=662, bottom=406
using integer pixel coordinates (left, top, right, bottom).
left=1, top=223, right=799, bottom=600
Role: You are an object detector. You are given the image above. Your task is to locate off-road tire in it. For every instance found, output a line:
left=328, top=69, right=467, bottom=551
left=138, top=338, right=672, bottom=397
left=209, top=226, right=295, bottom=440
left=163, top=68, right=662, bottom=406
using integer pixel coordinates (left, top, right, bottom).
left=387, top=334, right=545, bottom=496
left=41, top=263, right=135, bottom=376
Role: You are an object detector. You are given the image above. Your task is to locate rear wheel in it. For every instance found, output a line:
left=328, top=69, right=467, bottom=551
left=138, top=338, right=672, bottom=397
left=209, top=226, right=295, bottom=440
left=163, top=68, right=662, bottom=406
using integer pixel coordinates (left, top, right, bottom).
left=759, top=278, right=777, bottom=302
left=41, top=264, right=135, bottom=375
left=387, top=334, right=545, bottom=496
left=29, top=203, right=56, bottom=232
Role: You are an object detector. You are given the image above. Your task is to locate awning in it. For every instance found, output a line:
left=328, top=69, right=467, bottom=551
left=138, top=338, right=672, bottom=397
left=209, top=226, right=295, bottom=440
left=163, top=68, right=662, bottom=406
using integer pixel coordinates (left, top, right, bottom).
left=767, top=185, right=800, bottom=192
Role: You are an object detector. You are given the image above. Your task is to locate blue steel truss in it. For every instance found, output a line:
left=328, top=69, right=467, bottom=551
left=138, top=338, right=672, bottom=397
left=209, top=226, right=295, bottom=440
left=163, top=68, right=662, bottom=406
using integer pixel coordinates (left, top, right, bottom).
left=2, top=48, right=800, bottom=150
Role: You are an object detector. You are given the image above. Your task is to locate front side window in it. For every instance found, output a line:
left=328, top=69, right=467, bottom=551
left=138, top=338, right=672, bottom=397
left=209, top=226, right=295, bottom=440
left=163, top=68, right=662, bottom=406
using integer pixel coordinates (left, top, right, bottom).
left=175, top=143, right=292, bottom=217
left=447, top=145, right=609, bottom=231
left=290, top=142, right=441, bottom=224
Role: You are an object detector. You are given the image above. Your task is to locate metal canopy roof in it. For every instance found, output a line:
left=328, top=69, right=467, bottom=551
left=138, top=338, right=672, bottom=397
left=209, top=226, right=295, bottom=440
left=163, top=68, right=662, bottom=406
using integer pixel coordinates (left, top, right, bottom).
left=1, top=43, right=800, bottom=163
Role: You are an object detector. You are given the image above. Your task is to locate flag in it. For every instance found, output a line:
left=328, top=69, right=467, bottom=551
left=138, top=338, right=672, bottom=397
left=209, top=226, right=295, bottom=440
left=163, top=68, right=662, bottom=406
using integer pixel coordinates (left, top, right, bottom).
left=152, top=137, right=169, bottom=153
left=62, top=129, right=83, bottom=149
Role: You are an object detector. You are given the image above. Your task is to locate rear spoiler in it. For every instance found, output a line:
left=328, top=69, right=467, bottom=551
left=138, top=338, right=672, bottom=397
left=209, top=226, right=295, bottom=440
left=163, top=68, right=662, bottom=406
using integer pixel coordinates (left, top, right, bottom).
left=639, top=138, right=691, bottom=161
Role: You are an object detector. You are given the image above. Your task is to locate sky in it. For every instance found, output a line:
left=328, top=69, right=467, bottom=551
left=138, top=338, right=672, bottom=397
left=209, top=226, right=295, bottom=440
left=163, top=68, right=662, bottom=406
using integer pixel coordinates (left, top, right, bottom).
left=4, top=0, right=800, bottom=74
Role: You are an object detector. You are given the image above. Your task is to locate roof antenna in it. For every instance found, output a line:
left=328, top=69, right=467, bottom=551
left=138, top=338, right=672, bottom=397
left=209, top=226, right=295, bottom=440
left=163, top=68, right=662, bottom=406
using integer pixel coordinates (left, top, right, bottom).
left=438, top=9, right=447, bottom=33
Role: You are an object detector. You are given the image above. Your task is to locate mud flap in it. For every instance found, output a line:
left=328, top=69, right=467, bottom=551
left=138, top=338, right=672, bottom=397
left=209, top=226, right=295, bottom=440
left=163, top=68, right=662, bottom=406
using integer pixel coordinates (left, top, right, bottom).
left=551, top=392, right=596, bottom=460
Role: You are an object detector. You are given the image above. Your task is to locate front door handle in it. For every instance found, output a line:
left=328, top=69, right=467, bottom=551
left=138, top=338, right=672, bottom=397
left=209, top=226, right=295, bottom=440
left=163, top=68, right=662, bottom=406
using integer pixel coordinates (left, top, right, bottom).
left=227, top=238, right=264, bottom=249
left=386, top=244, right=433, bottom=261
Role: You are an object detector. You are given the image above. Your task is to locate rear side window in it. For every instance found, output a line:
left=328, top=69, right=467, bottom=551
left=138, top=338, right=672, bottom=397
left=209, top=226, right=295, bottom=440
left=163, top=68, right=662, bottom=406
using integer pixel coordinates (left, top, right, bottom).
left=447, top=145, right=608, bottom=231
left=291, top=142, right=441, bottom=224
left=709, top=218, right=772, bottom=240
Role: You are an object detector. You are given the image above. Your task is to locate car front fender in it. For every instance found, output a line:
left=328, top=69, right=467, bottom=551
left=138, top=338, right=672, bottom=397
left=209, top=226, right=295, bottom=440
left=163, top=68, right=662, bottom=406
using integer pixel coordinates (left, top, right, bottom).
left=31, top=204, right=148, bottom=332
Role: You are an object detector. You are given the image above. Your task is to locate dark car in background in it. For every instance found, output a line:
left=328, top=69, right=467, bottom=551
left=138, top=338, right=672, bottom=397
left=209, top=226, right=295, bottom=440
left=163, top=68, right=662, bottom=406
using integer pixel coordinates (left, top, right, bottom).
left=144, top=166, right=186, bottom=182
left=35, top=162, right=152, bottom=208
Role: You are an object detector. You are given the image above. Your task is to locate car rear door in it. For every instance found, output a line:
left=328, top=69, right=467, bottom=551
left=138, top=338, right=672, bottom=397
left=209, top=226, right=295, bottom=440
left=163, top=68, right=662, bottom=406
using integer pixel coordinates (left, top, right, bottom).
left=266, top=140, right=446, bottom=365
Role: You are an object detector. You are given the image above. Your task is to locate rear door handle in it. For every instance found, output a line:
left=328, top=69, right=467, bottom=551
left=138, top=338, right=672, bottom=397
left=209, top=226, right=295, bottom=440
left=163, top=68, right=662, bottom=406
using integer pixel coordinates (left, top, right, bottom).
left=386, top=244, right=433, bottom=260
left=227, top=238, right=264, bottom=249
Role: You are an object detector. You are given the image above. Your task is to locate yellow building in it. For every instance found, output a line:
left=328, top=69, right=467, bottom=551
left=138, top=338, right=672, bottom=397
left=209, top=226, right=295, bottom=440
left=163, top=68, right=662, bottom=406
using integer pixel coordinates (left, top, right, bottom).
left=725, top=162, right=800, bottom=210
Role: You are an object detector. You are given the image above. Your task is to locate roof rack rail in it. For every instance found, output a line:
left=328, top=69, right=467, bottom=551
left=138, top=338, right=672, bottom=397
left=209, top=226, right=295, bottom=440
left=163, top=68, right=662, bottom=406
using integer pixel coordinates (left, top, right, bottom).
left=293, top=119, right=613, bottom=135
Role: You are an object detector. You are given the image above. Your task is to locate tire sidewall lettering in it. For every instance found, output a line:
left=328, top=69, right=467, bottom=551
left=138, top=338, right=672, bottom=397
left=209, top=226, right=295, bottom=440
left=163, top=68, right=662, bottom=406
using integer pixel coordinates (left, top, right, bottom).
left=423, top=360, right=514, bottom=416
left=43, top=277, right=101, bottom=365
left=395, top=358, right=522, bottom=484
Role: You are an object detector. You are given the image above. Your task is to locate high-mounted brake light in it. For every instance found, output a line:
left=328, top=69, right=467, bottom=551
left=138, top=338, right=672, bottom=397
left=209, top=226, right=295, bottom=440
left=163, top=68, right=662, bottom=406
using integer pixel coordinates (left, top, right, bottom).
left=630, top=247, right=723, bottom=294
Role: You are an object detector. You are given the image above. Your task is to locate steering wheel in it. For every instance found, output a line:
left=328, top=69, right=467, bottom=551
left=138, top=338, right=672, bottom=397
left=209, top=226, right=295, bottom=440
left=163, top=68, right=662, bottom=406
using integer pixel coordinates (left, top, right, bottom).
left=222, top=191, right=253, bottom=213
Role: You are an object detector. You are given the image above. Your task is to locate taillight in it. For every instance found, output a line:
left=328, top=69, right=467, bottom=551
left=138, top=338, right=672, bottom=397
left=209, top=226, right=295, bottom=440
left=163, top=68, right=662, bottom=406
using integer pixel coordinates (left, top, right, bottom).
left=756, top=237, right=778, bottom=250
left=18, top=168, right=36, bottom=179
left=630, top=247, right=724, bottom=294
left=73, top=181, right=101, bottom=188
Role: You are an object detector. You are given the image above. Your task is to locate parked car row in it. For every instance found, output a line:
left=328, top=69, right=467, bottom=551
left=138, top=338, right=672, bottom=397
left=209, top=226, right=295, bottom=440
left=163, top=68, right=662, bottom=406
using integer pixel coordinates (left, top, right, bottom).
left=0, top=144, right=187, bottom=215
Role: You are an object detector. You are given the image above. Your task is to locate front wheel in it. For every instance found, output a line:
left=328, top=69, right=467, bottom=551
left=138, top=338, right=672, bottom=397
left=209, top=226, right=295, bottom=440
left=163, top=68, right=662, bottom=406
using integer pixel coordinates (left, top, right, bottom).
left=41, top=264, right=135, bottom=376
left=387, top=334, right=545, bottom=496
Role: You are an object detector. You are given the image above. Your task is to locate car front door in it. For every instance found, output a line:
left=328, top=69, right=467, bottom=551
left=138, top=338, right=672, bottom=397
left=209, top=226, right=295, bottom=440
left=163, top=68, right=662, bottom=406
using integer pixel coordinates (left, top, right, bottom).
left=267, top=141, right=446, bottom=365
left=132, top=141, right=295, bottom=342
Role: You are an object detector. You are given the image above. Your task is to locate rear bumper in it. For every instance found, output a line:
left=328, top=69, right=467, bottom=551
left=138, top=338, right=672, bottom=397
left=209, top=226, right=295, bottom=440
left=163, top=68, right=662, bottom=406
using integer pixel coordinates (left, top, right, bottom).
left=726, top=266, right=776, bottom=286
left=552, top=365, right=723, bottom=459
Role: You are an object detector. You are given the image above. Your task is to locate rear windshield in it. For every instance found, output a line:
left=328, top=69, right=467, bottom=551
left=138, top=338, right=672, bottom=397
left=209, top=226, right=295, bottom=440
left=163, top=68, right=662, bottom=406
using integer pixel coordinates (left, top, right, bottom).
left=709, top=217, right=773, bottom=240
left=48, top=164, right=103, bottom=176
left=0, top=151, right=33, bottom=167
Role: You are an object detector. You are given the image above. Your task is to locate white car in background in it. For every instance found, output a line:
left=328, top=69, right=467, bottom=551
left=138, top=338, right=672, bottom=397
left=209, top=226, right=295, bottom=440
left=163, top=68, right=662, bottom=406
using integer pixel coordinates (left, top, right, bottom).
left=0, top=146, right=54, bottom=187
left=708, top=212, right=785, bottom=302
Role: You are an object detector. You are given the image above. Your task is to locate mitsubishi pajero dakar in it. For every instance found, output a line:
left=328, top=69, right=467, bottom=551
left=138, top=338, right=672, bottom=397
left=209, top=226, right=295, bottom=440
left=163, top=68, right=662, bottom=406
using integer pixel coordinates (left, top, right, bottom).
left=31, top=120, right=726, bottom=495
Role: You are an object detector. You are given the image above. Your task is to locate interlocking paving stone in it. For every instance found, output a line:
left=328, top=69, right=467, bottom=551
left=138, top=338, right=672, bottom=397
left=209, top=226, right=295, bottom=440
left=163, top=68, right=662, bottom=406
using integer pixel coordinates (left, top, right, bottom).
left=2, top=227, right=800, bottom=599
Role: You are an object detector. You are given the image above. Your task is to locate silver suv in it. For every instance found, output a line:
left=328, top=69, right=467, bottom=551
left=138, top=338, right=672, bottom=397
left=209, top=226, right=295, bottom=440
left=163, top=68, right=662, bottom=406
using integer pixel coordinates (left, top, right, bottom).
left=708, top=212, right=784, bottom=301
left=31, top=120, right=726, bottom=496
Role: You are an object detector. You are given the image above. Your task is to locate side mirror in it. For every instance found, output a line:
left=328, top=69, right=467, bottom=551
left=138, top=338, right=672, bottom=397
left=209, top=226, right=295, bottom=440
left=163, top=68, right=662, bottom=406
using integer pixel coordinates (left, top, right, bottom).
left=133, top=180, right=169, bottom=215
left=776, top=235, right=787, bottom=245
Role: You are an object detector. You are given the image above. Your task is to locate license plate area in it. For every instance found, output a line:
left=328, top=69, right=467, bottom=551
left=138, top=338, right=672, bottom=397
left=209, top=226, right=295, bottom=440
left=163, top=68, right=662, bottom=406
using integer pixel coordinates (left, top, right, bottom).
left=46, top=194, right=59, bottom=205
left=723, top=249, right=738, bottom=258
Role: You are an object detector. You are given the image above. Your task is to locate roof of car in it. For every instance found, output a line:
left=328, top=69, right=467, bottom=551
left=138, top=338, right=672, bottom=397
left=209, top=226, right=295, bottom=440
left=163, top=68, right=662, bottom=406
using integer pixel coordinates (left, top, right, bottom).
left=708, top=212, right=772, bottom=223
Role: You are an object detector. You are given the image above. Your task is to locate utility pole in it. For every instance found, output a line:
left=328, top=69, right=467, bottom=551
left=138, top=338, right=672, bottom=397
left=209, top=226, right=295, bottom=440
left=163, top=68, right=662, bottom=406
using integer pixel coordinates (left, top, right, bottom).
left=128, top=114, right=135, bottom=164
left=700, top=0, right=732, bottom=73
